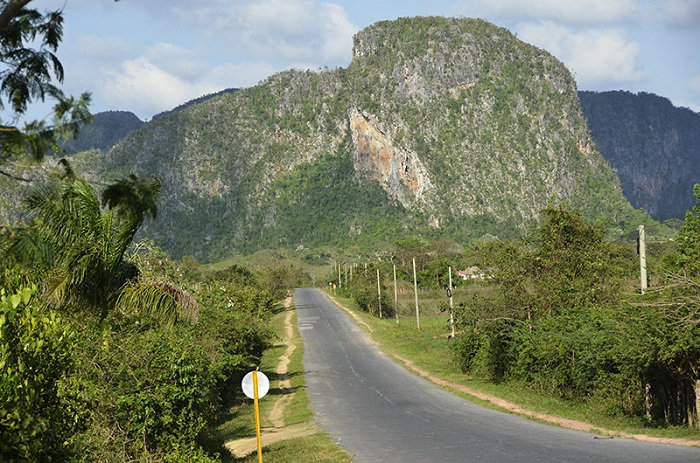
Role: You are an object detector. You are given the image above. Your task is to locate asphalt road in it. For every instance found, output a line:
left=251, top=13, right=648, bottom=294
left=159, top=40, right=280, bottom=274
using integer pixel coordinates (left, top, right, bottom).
left=295, top=288, right=700, bottom=463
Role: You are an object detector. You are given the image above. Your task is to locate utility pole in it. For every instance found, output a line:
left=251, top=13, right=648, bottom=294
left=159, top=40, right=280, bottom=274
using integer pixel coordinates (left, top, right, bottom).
left=413, top=257, right=420, bottom=330
left=638, top=225, right=647, bottom=294
left=377, top=268, right=382, bottom=318
left=393, top=263, right=399, bottom=324
left=448, top=266, right=455, bottom=338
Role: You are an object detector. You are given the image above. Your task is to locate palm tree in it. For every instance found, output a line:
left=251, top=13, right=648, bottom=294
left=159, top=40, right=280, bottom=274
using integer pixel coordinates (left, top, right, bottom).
left=8, top=160, right=197, bottom=324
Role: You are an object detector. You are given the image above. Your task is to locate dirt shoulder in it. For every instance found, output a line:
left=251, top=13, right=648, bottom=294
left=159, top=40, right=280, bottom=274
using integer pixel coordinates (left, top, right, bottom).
left=225, top=297, right=322, bottom=459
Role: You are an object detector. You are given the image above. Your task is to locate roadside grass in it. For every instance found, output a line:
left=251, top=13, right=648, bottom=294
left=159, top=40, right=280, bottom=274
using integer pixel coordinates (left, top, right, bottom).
left=215, top=300, right=352, bottom=463
left=329, top=292, right=700, bottom=444
left=233, top=434, right=352, bottom=463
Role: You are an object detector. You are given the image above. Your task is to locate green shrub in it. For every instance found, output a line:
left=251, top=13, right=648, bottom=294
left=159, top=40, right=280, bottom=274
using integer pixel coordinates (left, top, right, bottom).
left=71, top=321, right=218, bottom=461
left=0, top=286, right=83, bottom=463
left=451, top=329, right=481, bottom=373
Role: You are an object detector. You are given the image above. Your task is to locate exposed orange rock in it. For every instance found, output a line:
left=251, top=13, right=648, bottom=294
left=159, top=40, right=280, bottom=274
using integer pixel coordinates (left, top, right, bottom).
left=348, top=108, right=431, bottom=207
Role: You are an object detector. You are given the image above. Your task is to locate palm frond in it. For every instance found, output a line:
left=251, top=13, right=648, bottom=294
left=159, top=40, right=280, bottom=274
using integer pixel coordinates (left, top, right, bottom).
left=43, top=266, right=69, bottom=308
left=116, top=280, right=198, bottom=326
left=4, top=226, right=53, bottom=269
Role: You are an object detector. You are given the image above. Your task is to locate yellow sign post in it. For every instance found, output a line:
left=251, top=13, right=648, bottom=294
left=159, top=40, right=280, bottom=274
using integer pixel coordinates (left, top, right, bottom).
left=253, top=371, right=263, bottom=463
left=242, top=370, right=270, bottom=463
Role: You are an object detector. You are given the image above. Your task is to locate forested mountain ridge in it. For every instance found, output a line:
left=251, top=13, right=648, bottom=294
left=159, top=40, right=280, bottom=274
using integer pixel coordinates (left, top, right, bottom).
left=18, top=17, right=651, bottom=260
left=579, top=90, right=700, bottom=222
left=60, top=110, right=144, bottom=154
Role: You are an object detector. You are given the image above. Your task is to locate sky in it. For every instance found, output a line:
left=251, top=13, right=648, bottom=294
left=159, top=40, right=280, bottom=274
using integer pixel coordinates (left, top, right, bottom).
left=25, top=0, right=700, bottom=121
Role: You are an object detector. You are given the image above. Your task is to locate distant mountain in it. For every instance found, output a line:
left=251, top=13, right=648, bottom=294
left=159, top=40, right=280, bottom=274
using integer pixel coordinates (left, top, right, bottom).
left=80, top=17, right=647, bottom=261
left=579, top=90, right=700, bottom=222
left=60, top=110, right=144, bottom=154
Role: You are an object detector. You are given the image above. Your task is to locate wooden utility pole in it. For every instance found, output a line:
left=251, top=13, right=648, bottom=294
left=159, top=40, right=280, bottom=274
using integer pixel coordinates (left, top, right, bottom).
left=448, top=266, right=455, bottom=338
left=393, top=264, right=399, bottom=324
left=638, top=225, right=647, bottom=294
left=413, top=257, right=420, bottom=330
left=376, top=268, right=382, bottom=318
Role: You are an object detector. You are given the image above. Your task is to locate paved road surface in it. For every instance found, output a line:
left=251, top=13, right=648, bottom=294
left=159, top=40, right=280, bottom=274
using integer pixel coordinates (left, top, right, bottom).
left=295, top=288, right=700, bottom=463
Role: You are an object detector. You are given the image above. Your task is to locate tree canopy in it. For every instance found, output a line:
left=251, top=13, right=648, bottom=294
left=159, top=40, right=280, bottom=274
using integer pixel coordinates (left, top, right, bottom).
left=0, top=0, right=91, bottom=179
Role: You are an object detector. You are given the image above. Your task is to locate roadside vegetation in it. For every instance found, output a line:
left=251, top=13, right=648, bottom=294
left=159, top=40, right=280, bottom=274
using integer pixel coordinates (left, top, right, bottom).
left=329, top=197, right=700, bottom=439
left=0, top=163, right=346, bottom=462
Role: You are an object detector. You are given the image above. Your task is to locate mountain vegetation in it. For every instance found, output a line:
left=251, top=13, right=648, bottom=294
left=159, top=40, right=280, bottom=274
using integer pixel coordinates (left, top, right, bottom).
left=76, top=16, right=650, bottom=261
left=579, top=90, right=700, bottom=223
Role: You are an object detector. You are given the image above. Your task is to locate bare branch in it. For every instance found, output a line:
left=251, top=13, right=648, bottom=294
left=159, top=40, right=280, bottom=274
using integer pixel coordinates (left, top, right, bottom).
left=0, top=167, right=30, bottom=181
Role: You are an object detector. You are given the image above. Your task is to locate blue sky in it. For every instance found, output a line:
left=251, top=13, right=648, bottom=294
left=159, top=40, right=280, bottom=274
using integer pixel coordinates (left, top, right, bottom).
left=27, top=0, right=700, bottom=120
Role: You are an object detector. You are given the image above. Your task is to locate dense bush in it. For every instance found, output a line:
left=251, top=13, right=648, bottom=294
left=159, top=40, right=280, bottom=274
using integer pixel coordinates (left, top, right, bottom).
left=0, top=286, right=84, bottom=463
left=452, top=207, right=635, bottom=409
left=0, top=169, right=278, bottom=461
left=49, top=252, right=277, bottom=462
left=451, top=201, right=700, bottom=427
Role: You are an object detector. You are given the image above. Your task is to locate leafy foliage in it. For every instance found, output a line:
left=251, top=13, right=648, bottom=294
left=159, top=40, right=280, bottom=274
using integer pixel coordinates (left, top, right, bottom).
left=0, top=285, right=84, bottom=463
left=2, top=163, right=195, bottom=324
left=449, top=196, right=700, bottom=428
left=0, top=1, right=91, bottom=173
left=71, top=322, right=217, bottom=460
left=452, top=206, right=631, bottom=403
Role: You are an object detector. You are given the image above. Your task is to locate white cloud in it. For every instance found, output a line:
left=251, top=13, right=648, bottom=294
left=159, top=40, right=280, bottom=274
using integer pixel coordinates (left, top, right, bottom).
left=143, top=44, right=208, bottom=81
left=208, top=62, right=280, bottom=89
left=101, top=57, right=221, bottom=119
left=94, top=46, right=283, bottom=118
left=517, top=22, right=646, bottom=87
left=73, top=35, right=132, bottom=61
left=147, top=0, right=357, bottom=64
left=455, top=0, right=637, bottom=24
left=319, top=3, right=357, bottom=62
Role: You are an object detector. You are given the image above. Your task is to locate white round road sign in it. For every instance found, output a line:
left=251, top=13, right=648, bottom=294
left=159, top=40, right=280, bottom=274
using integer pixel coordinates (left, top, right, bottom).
left=242, top=371, right=270, bottom=399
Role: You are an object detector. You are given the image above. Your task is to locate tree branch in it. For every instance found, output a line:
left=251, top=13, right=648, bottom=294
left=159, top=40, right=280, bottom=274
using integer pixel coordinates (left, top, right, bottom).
left=0, top=167, right=30, bottom=181
left=0, top=0, right=34, bottom=32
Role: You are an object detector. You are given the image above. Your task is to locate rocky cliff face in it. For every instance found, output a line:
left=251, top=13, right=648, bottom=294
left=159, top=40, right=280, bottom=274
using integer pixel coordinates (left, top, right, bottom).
left=348, top=107, right=431, bottom=207
left=579, top=91, right=700, bottom=222
left=341, top=18, right=629, bottom=227
left=12, top=17, right=646, bottom=260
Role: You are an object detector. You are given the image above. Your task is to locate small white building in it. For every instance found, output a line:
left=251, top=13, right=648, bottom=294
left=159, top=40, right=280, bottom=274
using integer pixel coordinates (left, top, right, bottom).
left=456, top=266, right=484, bottom=280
